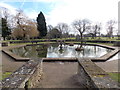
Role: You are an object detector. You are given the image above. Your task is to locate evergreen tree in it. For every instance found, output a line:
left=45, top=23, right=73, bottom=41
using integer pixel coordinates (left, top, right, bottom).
left=1, top=18, right=11, bottom=40
left=37, top=12, right=47, bottom=38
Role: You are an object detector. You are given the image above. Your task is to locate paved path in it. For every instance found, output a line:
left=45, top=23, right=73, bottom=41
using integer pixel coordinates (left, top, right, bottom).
left=1, top=45, right=26, bottom=73
left=95, top=59, right=119, bottom=72
left=36, top=62, right=86, bottom=88
left=2, top=52, right=25, bottom=73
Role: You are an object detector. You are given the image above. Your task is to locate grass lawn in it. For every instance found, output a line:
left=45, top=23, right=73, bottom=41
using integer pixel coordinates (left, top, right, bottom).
left=86, top=37, right=120, bottom=41
left=0, top=72, right=12, bottom=80
left=108, top=72, right=120, bottom=83
left=65, top=42, right=114, bottom=46
left=9, top=41, right=56, bottom=46
left=8, top=41, right=114, bottom=47
left=4, top=36, right=120, bottom=42
left=86, top=42, right=114, bottom=46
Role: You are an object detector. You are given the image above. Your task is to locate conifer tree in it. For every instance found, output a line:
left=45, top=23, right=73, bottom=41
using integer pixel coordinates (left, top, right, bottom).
left=37, top=12, right=47, bottom=38
left=2, top=18, right=11, bottom=40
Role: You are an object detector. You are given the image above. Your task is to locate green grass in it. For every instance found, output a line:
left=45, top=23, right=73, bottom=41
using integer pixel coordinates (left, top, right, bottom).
left=9, top=41, right=114, bottom=47
left=86, top=37, right=120, bottom=41
left=4, top=36, right=117, bottom=46
left=9, top=41, right=56, bottom=46
left=3, top=36, right=120, bottom=43
left=108, top=72, right=120, bottom=82
left=86, top=42, right=114, bottom=46
left=0, top=72, right=12, bottom=80
left=65, top=42, right=114, bottom=46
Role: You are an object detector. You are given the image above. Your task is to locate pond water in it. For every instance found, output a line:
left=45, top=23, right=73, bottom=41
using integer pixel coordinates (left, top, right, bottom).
left=108, top=52, right=120, bottom=61
left=10, top=44, right=112, bottom=59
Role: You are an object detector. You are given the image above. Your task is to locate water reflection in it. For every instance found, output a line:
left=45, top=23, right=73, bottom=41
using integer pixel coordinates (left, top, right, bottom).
left=108, top=52, right=120, bottom=61
left=10, top=44, right=112, bottom=59
left=10, top=44, right=47, bottom=59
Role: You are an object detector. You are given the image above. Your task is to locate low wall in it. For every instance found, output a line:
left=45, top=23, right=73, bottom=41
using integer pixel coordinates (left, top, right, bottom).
left=77, top=58, right=119, bottom=88
left=2, top=49, right=30, bottom=61
left=28, top=61, right=43, bottom=88
left=1, top=58, right=119, bottom=89
left=1, top=59, right=43, bottom=89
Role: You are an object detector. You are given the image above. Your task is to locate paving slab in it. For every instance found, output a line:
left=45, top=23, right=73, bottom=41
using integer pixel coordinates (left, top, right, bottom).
left=95, top=59, right=119, bottom=72
left=36, top=62, right=86, bottom=88
left=2, top=52, right=25, bottom=73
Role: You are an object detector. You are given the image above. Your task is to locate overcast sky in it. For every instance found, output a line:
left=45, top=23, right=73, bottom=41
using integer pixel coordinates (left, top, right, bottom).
left=0, top=0, right=119, bottom=34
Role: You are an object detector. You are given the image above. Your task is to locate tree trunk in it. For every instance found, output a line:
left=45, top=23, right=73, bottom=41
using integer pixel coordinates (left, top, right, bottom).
left=3, top=37, right=5, bottom=40
left=80, top=33, right=83, bottom=48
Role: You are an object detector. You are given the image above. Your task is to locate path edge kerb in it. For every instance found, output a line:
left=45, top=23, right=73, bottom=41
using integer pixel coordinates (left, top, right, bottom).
left=2, top=44, right=30, bottom=61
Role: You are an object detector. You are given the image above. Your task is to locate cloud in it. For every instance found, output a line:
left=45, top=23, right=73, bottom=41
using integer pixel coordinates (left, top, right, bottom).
left=20, top=0, right=25, bottom=8
left=1, top=0, right=60, bottom=3
left=46, top=0, right=118, bottom=27
left=0, top=2, right=17, bottom=15
left=0, top=0, right=118, bottom=34
left=26, top=10, right=38, bottom=19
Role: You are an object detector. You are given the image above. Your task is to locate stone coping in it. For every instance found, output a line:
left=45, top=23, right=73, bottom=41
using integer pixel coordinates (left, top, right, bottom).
left=2, top=43, right=120, bottom=62
left=77, top=58, right=119, bottom=88
left=89, top=44, right=120, bottom=62
left=91, top=49, right=120, bottom=62
left=2, top=44, right=30, bottom=61
left=1, top=60, right=41, bottom=88
left=2, top=49, right=30, bottom=61
left=1, top=58, right=119, bottom=89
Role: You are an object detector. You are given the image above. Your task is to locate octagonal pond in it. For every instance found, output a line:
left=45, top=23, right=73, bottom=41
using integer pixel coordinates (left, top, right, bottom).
left=10, top=44, right=112, bottom=59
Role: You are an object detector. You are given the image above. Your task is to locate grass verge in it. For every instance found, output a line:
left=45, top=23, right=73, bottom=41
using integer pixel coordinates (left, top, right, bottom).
left=0, top=72, right=12, bottom=80
left=108, top=72, right=120, bottom=83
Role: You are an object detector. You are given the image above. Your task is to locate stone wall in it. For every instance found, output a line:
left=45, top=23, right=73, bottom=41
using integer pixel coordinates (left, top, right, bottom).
left=1, top=59, right=43, bottom=89
left=1, top=58, right=119, bottom=89
left=77, top=58, right=119, bottom=88
left=77, top=60, right=97, bottom=88
left=28, top=61, right=43, bottom=88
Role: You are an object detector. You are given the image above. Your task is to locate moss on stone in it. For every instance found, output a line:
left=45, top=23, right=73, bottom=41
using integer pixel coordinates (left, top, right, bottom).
left=1, top=72, right=12, bottom=80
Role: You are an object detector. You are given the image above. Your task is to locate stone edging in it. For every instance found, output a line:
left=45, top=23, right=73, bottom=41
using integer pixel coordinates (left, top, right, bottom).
left=1, top=60, right=43, bottom=88
left=1, top=58, right=119, bottom=89
left=90, top=44, right=120, bottom=62
left=2, top=43, right=120, bottom=62
left=77, top=58, right=119, bottom=88
left=2, top=44, right=30, bottom=61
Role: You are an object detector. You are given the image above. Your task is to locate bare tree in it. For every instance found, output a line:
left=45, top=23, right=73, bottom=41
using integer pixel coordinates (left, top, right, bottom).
left=1, top=7, right=18, bottom=31
left=47, top=25, right=53, bottom=32
left=1, top=7, right=9, bottom=20
left=56, top=23, right=69, bottom=39
left=88, top=23, right=102, bottom=39
left=47, top=28, right=62, bottom=39
left=25, top=20, right=39, bottom=39
left=72, top=19, right=90, bottom=49
left=97, top=23, right=101, bottom=39
left=13, top=9, right=30, bottom=39
left=106, top=20, right=116, bottom=38
left=12, top=19, right=39, bottom=39
left=11, top=10, right=39, bottom=40
left=72, top=19, right=90, bottom=40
